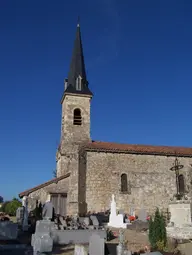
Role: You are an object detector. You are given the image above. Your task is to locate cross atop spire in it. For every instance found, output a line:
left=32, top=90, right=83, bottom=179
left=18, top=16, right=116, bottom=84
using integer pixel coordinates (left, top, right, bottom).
left=64, top=22, right=93, bottom=96
left=77, top=16, right=80, bottom=27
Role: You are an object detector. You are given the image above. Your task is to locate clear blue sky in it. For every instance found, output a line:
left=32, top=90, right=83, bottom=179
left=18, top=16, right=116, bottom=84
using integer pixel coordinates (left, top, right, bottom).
left=1, top=0, right=192, bottom=200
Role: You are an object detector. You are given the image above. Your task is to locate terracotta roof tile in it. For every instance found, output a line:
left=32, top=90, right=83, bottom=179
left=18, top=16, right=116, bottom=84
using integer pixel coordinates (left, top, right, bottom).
left=19, top=173, right=70, bottom=198
left=84, top=141, right=192, bottom=157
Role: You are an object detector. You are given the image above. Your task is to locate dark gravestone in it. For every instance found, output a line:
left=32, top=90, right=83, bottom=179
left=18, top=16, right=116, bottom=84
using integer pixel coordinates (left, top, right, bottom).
left=105, top=243, right=117, bottom=255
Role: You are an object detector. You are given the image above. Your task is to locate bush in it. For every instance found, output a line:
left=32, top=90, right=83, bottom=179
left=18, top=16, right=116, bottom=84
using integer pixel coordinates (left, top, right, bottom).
left=148, top=207, right=167, bottom=250
left=2, top=198, right=22, bottom=216
left=0, top=201, right=10, bottom=213
left=106, top=228, right=115, bottom=241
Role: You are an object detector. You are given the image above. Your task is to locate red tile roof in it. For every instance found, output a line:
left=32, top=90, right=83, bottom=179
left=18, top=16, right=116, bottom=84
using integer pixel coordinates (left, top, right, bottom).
left=19, top=173, right=70, bottom=198
left=84, top=141, right=192, bottom=157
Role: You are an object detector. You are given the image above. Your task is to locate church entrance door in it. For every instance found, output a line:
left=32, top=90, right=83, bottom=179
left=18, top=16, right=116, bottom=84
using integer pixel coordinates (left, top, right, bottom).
left=51, top=193, right=67, bottom=216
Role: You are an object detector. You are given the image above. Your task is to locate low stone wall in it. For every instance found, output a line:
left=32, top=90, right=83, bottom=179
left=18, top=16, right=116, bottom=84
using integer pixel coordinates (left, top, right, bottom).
left=51, top=229, right=107, bottom=245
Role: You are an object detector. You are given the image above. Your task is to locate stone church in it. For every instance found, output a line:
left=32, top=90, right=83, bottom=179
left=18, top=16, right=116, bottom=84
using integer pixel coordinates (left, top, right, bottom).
left=19, top=23, right=192, bottom=216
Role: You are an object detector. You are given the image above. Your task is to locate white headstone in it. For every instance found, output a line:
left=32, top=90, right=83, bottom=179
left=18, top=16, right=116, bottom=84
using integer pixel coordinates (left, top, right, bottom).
left=108, top=195, right=128, bottom=228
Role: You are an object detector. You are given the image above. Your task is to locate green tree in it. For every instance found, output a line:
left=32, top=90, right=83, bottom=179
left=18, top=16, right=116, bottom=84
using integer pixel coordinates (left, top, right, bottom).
left=148, top=216, right=155, bottom=249
left=148, top=207, right=167, bottom=250
left=160, top=212, right=167, bottom=246
left=4, top=198, right=22, bottom=216
left=0, top=196, right=3, bottom=203
left=0, top=201, right=10, bottom=213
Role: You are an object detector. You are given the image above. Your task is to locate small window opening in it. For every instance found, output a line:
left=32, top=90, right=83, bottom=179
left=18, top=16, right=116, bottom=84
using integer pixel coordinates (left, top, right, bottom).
left=121, top=173, right=128, bottom=192
left=76, top=76, right=82, bottom=91
left=73, top=108, right=82, bottom=126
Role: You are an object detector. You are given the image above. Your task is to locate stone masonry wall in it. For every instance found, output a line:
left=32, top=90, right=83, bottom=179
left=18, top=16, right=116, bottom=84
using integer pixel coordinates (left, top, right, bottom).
left=57, top=94, right=92, bottom=215
left=61, top=94, right=91, bottom=147
left=85, top=151, right=192, bottom=215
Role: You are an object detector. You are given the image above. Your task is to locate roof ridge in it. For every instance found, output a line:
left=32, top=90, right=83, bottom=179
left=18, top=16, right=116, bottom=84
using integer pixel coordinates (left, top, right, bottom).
left=84, top=140, right=192, bottom=157
left=90, top=140, right=192, bottom=149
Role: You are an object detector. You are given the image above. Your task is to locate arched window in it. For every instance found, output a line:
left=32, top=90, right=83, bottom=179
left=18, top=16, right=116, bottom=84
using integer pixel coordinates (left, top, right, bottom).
left=76, top=76, right=82, bottom=91
left=73, top=108, right=82, bottom=126
left=121, top=174, right=128, bottom=192
left=178, top=174, right=185, bottom=194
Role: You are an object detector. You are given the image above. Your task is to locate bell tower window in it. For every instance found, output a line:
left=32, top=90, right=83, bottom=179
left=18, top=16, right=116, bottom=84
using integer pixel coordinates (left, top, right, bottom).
left=76, top=76, right=82, bottom=91
left=73, top=108, right=82, bottom=126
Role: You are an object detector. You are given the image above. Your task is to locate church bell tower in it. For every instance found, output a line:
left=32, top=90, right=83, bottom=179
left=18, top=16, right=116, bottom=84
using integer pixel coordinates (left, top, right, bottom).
left=56, top=22, right=93, bottom=178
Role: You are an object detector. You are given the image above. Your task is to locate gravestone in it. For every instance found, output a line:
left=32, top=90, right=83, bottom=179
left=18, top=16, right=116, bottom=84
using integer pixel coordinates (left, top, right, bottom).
left=89, top=233, right=104, bottom=255
left=130, top=207, right=135, bottom=216
left=83, top=217, right=90, bottom=227
left=138, top=209, right=147, bottom=222
left=90, top=215, right=99, bottom=229
left=16, top=207, right=24, bottom=226
left=74, top=244, right=87, bottom=255
left=42, top=201, right=54, bottom=220
left=105, top=243, right=117, bottom=255
left=31, top=219, right=53, bottom=254
left=59, top=216, right=67, bottom=230
left=22, top=196, right=29, bottom=231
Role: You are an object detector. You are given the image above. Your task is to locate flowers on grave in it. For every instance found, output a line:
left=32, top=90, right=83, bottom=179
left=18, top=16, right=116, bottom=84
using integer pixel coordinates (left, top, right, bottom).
left=128, top=215, right=135, bottom=221
left=112, top=231, right=118, bottom=237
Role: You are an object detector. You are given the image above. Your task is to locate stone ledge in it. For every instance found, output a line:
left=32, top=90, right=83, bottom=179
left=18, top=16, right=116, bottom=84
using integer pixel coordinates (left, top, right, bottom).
left=167, top=226, right=192, bottom=239
left=169, top=200, right=190, bottom=204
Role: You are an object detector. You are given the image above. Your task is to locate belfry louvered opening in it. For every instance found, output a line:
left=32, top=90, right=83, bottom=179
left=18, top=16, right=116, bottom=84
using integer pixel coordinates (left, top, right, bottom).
left=73, top=108, right=82, bottom=125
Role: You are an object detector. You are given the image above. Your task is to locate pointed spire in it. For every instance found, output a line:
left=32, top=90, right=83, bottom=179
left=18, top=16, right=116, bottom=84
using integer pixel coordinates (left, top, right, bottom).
left=65, top=21, right=92, bottom=96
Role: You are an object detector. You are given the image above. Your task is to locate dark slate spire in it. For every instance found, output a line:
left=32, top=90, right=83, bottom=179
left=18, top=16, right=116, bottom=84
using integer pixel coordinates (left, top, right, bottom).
left=64, top=22, right=93, bottom=96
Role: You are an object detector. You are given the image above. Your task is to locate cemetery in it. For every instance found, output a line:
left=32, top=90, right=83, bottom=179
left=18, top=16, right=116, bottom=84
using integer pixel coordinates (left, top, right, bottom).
left=1, top=192, right=192, bottom=255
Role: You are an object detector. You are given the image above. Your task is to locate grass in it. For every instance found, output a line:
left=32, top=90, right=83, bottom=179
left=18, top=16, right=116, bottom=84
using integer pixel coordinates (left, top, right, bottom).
left=9, top=216, right=17, bottom=223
